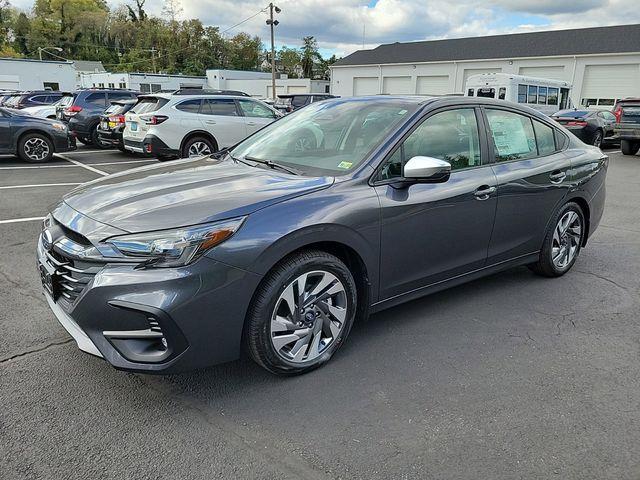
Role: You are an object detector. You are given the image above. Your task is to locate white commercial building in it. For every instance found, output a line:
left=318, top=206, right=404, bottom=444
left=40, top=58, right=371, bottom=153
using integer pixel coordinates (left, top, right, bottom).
left=206, top=69, right=330, bottom=98
left=0, top=58, right=77, bottom=91
left=80, top=72, right=207, bottom=92
left=330, top=24, right=640, bottom=109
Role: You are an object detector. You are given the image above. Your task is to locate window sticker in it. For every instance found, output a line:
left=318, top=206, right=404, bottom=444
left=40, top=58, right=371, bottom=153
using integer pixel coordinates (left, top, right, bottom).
left=489, top=115, right=532, bottom=157
left=337, top=161, right=353, bottom=169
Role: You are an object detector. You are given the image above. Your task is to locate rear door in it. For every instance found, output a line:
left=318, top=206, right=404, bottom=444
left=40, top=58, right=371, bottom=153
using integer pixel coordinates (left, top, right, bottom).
left=200, top=98, right=247, bottom=147
left=483, top=107, right=572, bottom=264
left=237, top=99, right=278, bottom=135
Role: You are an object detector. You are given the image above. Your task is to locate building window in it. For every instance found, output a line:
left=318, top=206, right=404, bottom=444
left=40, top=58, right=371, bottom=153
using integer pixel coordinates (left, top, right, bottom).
left=98, top=83, right=105, bottom=88
left=119, top=82, right=127, bottom=89
left=581, top=98, right=598, bottom=107
left=43, top=82, right=59, bottom=91
left=527, top=85, right=538, bottom=104
left=498, top=87, right=506, bottom=100
left=538, top=86, right=547, bottom=105
left=108, top=83, right=115, bottom=88
left=140, top=83, right=151, bottom=93
left=151, top=84, right=162, bottom=92
left=598, top=98, right=615, bottom=106
left=547, top=88, right=559, bottom=105
left=467, top=88, right=474, bottom=97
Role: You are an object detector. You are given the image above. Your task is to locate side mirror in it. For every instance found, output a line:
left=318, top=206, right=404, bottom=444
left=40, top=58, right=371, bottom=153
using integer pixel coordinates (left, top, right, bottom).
left=403, top=156, right=451, bottom=183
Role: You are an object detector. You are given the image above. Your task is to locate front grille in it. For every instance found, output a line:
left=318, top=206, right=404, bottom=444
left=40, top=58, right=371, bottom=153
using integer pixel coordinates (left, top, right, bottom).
left=42, top=244, right=103, bottom=308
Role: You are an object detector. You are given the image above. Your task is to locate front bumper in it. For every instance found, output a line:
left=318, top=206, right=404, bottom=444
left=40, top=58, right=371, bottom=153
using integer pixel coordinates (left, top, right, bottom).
left=37, top=225, right=262, bottom=373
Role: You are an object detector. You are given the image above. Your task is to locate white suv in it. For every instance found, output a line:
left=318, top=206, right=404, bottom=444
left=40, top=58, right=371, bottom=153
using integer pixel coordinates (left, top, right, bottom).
left=122, top=91, right=282, bottom=159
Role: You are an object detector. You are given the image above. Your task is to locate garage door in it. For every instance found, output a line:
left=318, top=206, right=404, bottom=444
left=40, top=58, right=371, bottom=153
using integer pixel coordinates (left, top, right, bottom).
left=382, top=76, right=411, bottom=94
left=353, top=77, right=379, bottom=96
left=287, top=85, right=308, bottom=94
left=462, top=68, right=501, bottom=86
left=0, top=75, right=19, bottom=90
left=518, top=66, right=566, bottom=80
left=416, top=75, right=450, bottom=95
left=582, top=64, right=640, bottom=99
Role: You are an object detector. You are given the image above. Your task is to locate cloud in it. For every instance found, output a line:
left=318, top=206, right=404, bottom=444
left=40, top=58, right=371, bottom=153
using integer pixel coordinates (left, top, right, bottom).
left=8, top=0, right=640, bottom=57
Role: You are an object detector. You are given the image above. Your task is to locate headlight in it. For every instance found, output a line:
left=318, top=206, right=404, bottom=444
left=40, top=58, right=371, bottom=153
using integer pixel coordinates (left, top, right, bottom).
left=106, top=217, right=245, bottom=268
left=51, top=122, right=66, bottom=131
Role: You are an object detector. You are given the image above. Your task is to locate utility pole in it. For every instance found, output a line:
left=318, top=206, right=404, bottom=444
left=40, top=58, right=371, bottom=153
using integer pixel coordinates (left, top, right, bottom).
left=151, top=46, right=157, bottom=74
left=266, top=3, right=281, bottom=102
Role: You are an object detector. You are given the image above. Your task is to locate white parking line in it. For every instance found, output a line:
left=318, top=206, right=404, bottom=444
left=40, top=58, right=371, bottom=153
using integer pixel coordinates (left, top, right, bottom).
left=55, top=154, right=108, bottom=176
left=0, top=159, right=158, bottom=170
left=0, top=183, right=80, bottom=190
left=61, top=149, right=107, bottom=155
left=0, top=216, right=44, bottom=225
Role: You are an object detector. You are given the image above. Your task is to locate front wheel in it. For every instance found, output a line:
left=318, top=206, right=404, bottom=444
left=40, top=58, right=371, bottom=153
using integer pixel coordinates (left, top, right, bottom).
left=621, top=139, right=640, bottom=156
left=245, top=250, right=357, bottom=375
left=592, top=130, right=603, bottom=148
left=529, top=202, right=585, bottom=277
left=17, top=133, right=54, bottom=163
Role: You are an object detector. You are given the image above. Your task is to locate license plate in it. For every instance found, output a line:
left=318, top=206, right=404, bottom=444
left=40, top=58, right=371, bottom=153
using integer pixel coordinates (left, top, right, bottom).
left=38, top=262, right=58, bottom=300
left=108, top=121, right=117, bottom=128
left=130, top=122, right=138, bottom=132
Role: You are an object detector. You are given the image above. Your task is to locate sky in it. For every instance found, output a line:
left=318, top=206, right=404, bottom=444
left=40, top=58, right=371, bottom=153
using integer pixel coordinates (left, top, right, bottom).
left=10, top=0, right=640, bottom=57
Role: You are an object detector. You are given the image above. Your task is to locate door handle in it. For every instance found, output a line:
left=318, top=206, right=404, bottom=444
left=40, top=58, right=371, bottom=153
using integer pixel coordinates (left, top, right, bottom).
left=549, top=170, right=566, bottom=183
left=205, top=120, right=217, bottom=125
left=474, top=185, right=496, bottom=200
left=246, top=121, right=257, bottom=126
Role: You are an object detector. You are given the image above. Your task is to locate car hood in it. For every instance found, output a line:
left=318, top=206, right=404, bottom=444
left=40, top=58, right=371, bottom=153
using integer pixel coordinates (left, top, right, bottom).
left=62, top=156, right=334, bottom=235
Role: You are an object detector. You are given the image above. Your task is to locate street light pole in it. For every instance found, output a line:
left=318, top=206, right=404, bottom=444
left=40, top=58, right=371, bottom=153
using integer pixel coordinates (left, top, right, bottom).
left=266, top=3, right=280, bottom=102
left=38, top=46, right=64, bottom=61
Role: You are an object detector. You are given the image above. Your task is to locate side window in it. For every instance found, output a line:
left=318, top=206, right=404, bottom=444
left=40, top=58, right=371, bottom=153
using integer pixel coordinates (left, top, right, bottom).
left=202, top=99, right=238, bottom=116
left=85, top=92, right=106, bottom=107
left=238, top=99, right=276, bottom=118
left=533, top=120, right=556, bottom=156
left=291, top=96, right=308, bottom=107
left=498, top=87, right=506, bottom=100
left=468, top=88, right=474, bottom=97
left=602, top=111, right=616, bottom=122
left=538, top=87, right=547, bottom=105
left=527, top=85, right=538, bottom=104
left=378, top=108, right=481, bottom=181
left=547, top=88, right=559, bottom=105
left=517, top=84, right=527, bottom=103
left=175, top=99, right=202, bottom=114
left=485, top=109, right=537, bottom=162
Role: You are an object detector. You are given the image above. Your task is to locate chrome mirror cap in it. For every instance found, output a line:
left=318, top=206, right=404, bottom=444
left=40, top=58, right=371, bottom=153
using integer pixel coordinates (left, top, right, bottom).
left=403, top=156, right=451, bottom=180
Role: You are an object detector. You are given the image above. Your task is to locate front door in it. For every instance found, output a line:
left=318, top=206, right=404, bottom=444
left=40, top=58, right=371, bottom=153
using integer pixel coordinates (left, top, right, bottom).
left=0, top=112, right=11, bottom=152
left=483, top=107, right=572, bottom=264
left=374, top=107, right=498, bottom=300
left=237, top=99, right=278, bottom=135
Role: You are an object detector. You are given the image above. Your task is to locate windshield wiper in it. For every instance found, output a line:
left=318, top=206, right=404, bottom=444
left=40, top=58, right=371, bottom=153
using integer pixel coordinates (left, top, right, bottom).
left=243, top=155, right=302, bottom=176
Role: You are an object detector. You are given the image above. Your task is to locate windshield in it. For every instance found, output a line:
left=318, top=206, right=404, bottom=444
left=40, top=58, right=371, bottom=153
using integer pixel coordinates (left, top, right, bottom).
left=231, top=99, right=417, bottom=176
left=59, top=95, right=75, bottom=107
left=4, top=95, right=23, bottom=107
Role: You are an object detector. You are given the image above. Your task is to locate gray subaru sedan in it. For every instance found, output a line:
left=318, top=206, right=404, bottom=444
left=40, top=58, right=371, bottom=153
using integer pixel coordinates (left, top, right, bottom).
left=37, top=96, right=607, bottom=375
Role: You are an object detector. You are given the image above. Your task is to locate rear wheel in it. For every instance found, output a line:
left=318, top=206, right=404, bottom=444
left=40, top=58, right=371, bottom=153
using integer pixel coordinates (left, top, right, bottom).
left=245, top=250, right=357, bottom=375
left=591, top=129, right=603, bottom=148
left=77, top=136, right=92, bottom=146
left=621, top=139, right=640, bottom=156
left=182, top=136, right=216, bottom=158
left=529, top=202, right=585, bottom=277
left=17, top=133, right=54, bottom=163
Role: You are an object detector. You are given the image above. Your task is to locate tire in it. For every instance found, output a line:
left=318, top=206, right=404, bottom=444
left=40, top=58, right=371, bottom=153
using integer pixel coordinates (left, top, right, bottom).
left=287, top=128, right=318, bottom=152
left=91, top=126, right=112, bottom=150
left=76, top=136, right=92, bottom=146
left=591, top=130, right=603, bottom=148
left=117, top=143, right=127, bottom=153
left=245, top=250, right=357, bottom=375
left=181, top=136, right=216, bottom=158
left=17, top=133, right=54, bottom=163
left=621, top=139, right=640, bottom=156
left=529, top=202, right=585, bottom=278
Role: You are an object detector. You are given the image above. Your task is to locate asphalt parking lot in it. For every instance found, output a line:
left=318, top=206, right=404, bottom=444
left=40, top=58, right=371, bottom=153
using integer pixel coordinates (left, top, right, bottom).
left=1, top=145, right=639, bottom=480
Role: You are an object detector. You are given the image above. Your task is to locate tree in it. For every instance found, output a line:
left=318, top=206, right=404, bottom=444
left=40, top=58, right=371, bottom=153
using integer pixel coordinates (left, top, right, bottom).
left=228, top=32, right=262, bottom=71
left=161, top=0, right=182, bottom=23
left=278, top=46, right=301, bottom=78
left=301, top=35, right=320, bottom=78
left=126, top=0, right=146, bottom=22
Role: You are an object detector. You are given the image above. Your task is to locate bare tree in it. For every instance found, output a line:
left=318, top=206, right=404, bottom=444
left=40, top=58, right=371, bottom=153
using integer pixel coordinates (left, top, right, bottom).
left=126, top=0, right=147, bottom=22
left=162, top=0, right=183, bottom=23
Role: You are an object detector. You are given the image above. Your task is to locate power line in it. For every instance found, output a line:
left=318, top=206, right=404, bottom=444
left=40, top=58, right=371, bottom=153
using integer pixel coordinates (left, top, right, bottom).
left=220, top=7, right=268, bottom=35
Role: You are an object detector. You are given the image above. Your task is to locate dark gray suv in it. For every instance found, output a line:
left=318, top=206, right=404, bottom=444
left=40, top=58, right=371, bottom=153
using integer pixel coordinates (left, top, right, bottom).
left=37, top=96, right=608, bottom=375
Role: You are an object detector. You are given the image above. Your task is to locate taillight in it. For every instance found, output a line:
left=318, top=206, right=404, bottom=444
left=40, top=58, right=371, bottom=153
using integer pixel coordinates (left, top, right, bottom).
left=141, top=115, right=168, bottom=125
left=614, top=107, right=622, bottom=123
left=566, top=121, right=587, bottom=127
left=65, top=105, right=82, bottom=116
left=108, top=115, right=126, bottom=124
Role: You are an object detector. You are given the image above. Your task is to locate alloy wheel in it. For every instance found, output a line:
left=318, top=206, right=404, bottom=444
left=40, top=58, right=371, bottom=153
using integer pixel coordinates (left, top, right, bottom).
left=270, top=270, right=348, bottom=363
left=23, top=137, right=50, bottom=161
left=188, top=141, right=212, bottom=157
left=552, top=210, right=582, bottom=269
left=593, top=131, right=603, bottom=147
